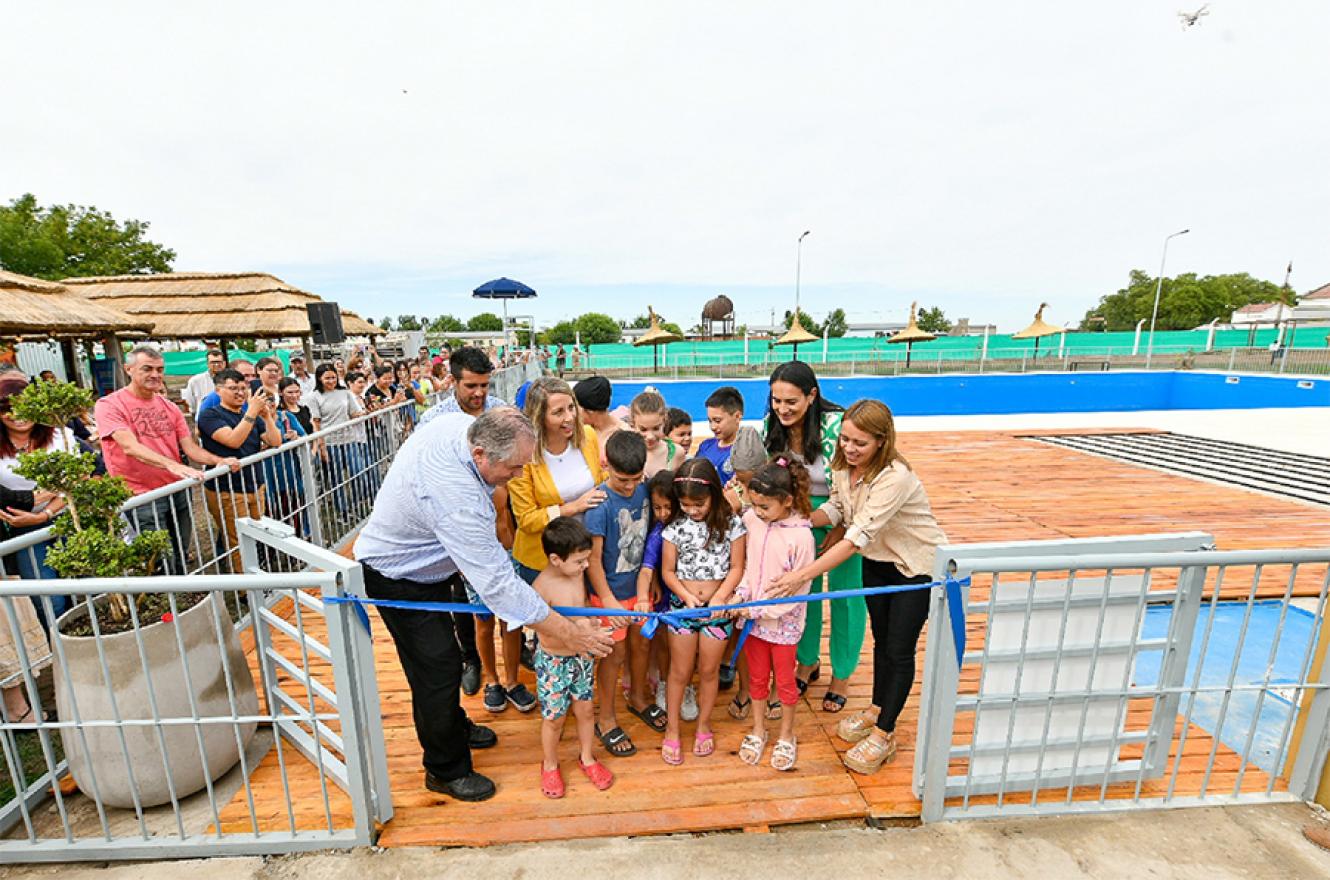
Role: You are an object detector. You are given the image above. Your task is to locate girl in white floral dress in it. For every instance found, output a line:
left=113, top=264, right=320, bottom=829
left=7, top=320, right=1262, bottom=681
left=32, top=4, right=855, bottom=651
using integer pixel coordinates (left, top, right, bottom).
left=659, top=458, right=747, bottom=765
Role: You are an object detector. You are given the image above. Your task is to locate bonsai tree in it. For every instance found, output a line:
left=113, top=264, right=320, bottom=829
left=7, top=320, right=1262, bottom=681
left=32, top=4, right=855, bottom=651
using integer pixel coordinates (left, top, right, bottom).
left=10, top=379, right=170, bottom=625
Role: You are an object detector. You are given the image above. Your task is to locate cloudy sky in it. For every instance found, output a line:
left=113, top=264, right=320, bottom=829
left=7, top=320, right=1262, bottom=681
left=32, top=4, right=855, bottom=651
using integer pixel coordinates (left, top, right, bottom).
left=4, top=2, right=1326, bottom=332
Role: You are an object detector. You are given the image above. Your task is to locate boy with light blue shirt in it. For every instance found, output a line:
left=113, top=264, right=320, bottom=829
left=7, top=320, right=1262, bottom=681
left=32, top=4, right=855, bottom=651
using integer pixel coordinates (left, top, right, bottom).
left=584, top=431, right=666, bottom=757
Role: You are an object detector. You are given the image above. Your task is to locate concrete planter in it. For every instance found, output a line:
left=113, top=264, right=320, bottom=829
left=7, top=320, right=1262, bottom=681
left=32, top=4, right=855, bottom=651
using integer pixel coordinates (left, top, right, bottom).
left=53, top=592, right=259, bottom=809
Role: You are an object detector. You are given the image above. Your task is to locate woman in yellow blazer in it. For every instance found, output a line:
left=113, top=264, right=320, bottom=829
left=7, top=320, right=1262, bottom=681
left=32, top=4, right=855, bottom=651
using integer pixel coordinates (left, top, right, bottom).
left=509, top=376, right=608, bottom=584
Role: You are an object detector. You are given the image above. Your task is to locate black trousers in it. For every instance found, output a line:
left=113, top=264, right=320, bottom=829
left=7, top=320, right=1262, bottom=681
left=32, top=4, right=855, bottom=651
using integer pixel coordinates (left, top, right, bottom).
left=363, top=564, right=475, bottom=781
left=447, top=576, right=480, bottom=668
left=863, top=558, right=932, bottom=734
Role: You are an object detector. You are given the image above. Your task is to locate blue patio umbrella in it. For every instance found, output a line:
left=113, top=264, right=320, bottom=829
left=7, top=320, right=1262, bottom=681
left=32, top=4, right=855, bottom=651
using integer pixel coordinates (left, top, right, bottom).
left=472, top=278, right=537, bottom=351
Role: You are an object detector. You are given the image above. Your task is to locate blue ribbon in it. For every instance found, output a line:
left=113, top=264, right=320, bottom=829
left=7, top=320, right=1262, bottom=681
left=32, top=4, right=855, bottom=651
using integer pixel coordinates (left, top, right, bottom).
left=327, top=575, right=970, bottom=666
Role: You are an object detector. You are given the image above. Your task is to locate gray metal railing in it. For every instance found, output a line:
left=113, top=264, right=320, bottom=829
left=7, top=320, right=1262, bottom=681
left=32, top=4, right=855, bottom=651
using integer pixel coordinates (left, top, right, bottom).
left=578, top=344, right=1330, bottom=379
left=916, top=533, right=1330, bottom=821
left=0, top=523, right=382, bottom=861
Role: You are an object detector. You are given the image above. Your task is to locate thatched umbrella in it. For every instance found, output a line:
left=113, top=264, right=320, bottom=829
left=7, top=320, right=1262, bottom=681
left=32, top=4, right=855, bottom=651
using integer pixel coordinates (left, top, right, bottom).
left=887, top=302, right=937, bottom=367
left=1011, top=302, right=1061, bottom=356
left=0, top=271, right=156, bottom=385
left=775, top=311, right=820, bottom=360
left=62, top=272, right=381, bottom=341
left=632, top=306, right=682, bottom=371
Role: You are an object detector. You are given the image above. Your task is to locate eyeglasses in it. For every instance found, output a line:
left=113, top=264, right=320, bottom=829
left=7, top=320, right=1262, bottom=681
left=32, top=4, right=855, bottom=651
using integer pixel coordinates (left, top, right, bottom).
left=0, top=400, right=11, bottom=414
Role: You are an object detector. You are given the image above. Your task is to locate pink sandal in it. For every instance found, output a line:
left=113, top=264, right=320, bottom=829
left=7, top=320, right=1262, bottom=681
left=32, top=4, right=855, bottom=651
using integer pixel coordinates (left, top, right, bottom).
left=661, top=738, right=684, bottom=766
left=541, top=765, right=565, bottom=799
left=580, top=759, right=615, bottom=791
left=693, top=731, right=715, bottom=757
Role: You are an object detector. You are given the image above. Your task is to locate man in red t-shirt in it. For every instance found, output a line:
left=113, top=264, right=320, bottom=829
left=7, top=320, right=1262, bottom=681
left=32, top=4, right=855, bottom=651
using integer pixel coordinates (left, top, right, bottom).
left=95, top=344, right=241, bottom=575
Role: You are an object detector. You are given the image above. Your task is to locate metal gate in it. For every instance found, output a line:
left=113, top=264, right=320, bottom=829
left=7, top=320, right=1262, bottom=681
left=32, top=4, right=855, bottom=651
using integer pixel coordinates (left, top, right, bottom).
left=0, top=520, right=391, bottom=863
left=916, top=532, right=1330, bottom=821
left=237, top=518, right=393, bottom=832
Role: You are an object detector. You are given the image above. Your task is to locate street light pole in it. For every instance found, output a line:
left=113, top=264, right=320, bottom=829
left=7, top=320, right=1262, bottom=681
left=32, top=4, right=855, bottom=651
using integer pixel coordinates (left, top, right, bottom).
left=793, top=229, right=811, bottom=360
left=1146, top=228, right=1189, bottom=369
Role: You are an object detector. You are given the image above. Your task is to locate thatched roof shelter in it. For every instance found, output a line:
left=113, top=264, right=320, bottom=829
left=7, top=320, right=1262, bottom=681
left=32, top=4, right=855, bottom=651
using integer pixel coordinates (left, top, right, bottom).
left=61, top=272, right=380, bottom=339
left=888, top=302, right=938, bottom=345
left=0, top=270, right=156, bottom=339
left=1012, top=303, right=1061, bottom=340
left=776, top=313, right=819, bottom=347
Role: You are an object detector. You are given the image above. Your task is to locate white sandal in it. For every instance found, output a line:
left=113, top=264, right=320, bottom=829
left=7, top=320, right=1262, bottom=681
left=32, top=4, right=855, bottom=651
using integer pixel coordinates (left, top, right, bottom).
left=739, top=732, right=768, bottom=765
left=771, top=737, right=797, bottom=771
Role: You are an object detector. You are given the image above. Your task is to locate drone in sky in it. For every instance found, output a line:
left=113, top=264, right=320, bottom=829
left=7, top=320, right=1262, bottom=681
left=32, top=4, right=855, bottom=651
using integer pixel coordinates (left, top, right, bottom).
left=1178, top=4, right=1210, bottom=29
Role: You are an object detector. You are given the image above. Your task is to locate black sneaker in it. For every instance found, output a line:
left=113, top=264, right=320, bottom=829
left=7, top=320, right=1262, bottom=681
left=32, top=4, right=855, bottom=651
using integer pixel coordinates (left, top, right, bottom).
left=505, top=683, right=538, bottom=713
left=718, top=663, right=736, bottom=691
left=461, top=662, right=481, bottom=696
left=468, top=724, right=498, bottom=750
left=425, top=770, right=496, bottom=802
left=483, top=683, right=507, bottom=713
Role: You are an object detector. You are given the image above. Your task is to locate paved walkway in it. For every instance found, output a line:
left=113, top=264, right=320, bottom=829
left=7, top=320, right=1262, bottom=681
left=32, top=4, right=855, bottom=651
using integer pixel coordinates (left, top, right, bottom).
left=3, top=804, right=1328, bottom=879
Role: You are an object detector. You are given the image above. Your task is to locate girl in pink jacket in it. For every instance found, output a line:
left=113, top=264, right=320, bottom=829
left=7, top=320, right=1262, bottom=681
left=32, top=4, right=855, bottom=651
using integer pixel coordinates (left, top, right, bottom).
left=733, top=454, right=815, bottom=771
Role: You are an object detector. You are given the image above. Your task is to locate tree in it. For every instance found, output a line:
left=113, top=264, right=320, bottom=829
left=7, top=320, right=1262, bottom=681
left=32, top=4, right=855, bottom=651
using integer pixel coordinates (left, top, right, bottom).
left=573, top=312, right=622, bottom=344
left=824, top=308, right=849, bottom=338
left=917, top=307, right=952, bottom=334
left=783, top=308, right=823, bottom=337
left=1081, top=270, right=1291, bottom=331
left=429, top=314, right=465, bottom=333
left=0, top=193, right=176, bottom=280
left=395, top=315, right=423, bottom=331
left=467, top=312, right=504, bottom=332
left=375, top=316, right=392, bottom=331
left=545, top=320, right=578, bottom=344
left=629, top=314, right=653, bottom=329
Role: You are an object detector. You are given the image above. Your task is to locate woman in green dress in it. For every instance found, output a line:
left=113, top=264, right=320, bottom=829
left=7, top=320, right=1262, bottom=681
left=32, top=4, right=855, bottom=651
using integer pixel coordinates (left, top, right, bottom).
left=762, top=361, right=863, bottom=712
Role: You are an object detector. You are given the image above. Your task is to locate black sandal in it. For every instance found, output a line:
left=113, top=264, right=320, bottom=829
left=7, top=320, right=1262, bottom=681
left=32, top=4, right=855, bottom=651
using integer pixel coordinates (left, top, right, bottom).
left=595, top=724, right=637, bottom=757
left=628, top=702, right=668, bottom=733
left=796, top=661, right=822, bottom=695
left=822, top=691, right=848, bottom=713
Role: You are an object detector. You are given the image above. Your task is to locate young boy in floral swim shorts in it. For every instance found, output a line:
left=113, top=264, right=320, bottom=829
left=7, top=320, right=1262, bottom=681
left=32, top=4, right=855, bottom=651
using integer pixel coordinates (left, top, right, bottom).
left=531, top=517, right=615, bottom=798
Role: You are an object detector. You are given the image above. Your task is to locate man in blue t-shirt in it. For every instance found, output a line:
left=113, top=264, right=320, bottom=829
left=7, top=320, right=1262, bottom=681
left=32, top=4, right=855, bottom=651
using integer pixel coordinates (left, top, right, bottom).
left=196, top=369, right=281, bottom=573
left=695, top=386, right=744, bottom=484
left=584, top=430, right=664, bottom=754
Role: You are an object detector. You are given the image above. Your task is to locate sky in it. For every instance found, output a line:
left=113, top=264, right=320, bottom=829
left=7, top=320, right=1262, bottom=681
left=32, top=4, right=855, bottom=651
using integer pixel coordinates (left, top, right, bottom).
left=3, top=2, right=1327, bottom=333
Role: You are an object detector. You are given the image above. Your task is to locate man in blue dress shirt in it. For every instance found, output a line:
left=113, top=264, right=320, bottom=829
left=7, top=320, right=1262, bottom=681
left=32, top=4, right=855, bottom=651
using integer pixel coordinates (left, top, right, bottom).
left=355, top=407, right=614, bottom=802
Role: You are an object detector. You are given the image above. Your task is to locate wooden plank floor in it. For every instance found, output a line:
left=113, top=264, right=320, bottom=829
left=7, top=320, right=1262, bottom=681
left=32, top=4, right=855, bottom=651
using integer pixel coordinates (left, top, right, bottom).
left=216, top=430, right=1330, bottom=843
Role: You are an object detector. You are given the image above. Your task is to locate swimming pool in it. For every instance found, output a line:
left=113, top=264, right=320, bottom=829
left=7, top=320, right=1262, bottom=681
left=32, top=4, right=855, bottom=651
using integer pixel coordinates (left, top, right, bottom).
left=607, top=371, right=1330, bottom=421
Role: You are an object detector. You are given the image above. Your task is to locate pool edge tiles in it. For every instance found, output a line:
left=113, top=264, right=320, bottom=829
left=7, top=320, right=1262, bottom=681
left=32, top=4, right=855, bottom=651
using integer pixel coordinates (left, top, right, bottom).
left=602, top=371, right=1330, bottom=420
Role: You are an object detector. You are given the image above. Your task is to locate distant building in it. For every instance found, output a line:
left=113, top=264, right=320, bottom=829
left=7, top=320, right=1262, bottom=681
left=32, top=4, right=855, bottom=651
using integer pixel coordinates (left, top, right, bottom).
left=947, top=318, right=998, bottom=337
left=844, top=322, right=906, bottom=338
left=1291, top=282, right=1330, bottom=328
left=1230, top=302, right=1288, bottom=327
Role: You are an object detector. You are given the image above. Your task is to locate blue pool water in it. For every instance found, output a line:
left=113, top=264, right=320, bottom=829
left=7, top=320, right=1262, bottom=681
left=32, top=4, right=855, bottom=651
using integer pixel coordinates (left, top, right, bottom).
left=1134, top=602, right=1315, bottom=775
left=607, top=371, right=1330, bottom=421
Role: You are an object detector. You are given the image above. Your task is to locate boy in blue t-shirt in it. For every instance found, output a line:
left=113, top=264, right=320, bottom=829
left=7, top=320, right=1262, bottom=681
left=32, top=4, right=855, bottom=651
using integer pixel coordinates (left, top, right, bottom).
left=695, top=386, right=744, bottom=484
left=584, top=431, right=666, bottom=755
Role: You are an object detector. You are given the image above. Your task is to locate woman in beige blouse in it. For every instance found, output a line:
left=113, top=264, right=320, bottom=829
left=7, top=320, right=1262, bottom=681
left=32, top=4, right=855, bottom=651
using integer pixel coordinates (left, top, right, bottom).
left=769, top=399, right=946, bottom=776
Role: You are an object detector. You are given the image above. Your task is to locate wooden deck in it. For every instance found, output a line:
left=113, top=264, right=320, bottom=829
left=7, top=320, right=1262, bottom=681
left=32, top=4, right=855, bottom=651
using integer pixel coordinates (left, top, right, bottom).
left=217, top=430, right=1330, bottom=844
